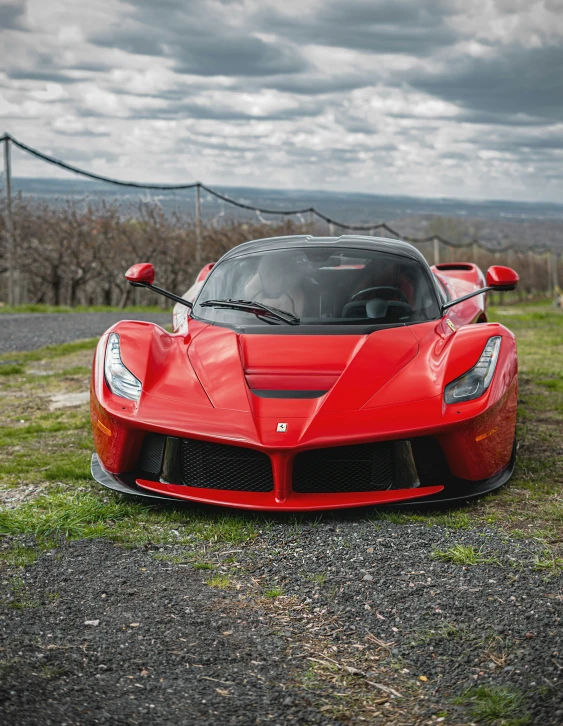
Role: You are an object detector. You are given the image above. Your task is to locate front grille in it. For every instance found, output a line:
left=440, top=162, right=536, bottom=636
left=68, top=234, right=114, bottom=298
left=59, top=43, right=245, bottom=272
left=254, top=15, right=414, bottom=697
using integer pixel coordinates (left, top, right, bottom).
left=293, top=442, right=394, bottom=493
left=180, top=439, right=274, bottom=492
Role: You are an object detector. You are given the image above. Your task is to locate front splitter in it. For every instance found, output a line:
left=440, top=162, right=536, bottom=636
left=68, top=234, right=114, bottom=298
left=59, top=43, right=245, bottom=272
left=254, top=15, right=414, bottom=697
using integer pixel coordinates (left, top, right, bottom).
left=91, top=454, right=444, bottom=511
left=91, top=454, right=170, bottom=501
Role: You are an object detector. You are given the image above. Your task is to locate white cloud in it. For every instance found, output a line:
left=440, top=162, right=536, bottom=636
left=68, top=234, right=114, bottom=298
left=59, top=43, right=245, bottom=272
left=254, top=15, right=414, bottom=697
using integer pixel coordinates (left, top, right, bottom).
left=1, top=0, right=562, bottom=202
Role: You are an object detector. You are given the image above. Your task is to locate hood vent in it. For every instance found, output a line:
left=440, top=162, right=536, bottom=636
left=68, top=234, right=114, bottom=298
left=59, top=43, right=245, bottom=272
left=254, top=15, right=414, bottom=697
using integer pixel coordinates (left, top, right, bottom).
left=250, top=389, right=328, bottom=399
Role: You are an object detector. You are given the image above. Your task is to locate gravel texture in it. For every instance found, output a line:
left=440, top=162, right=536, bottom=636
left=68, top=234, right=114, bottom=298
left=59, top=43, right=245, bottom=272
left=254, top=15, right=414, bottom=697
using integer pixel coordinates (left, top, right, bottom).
left=0, top=312, right=172, bottom=354
left=1, top=519, right=561, bottom=725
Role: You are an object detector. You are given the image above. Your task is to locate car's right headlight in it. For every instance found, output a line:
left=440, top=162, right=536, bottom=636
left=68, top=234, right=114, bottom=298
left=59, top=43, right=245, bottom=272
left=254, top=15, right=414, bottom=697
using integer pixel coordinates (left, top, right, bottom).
left=444, top=336, right=501, bottom=404
left=104, top=333, right=142, bottom=401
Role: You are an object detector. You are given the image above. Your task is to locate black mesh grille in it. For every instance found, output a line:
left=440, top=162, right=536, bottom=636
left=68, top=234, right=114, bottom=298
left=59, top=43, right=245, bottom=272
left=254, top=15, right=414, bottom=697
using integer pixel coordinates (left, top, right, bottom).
left=180, top=439, right=274, bottom=492
left=293, top=442, right=394, bottom=493
left=138, top=434, right=165, bottom=475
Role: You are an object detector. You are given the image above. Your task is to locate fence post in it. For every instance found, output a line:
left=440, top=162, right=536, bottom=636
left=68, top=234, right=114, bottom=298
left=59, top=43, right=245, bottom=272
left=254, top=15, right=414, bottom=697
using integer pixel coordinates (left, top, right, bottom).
left=308, top=210, right=314, bottom=231
left=433, top=237, right=440, bottom=266
left=553, top=250, right=559, bottom=293
left=195, top=183, right=202, bottom=265
left=528, top=250, right=534, bottom=293
left=547, top=253, right=553, bottom=295
left=329, top=222, right=334, bottom=236
left=3, top=135, right=16, bottom=306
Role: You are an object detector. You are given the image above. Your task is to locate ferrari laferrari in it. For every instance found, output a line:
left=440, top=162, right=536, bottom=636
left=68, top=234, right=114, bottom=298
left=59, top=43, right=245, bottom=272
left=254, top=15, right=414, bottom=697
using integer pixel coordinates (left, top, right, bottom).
left=90, top=235, right=519, bottom=510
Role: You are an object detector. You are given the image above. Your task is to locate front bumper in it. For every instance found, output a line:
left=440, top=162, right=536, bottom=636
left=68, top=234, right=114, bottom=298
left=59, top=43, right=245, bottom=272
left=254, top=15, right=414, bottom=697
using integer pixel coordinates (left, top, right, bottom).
left=92, top=446, right=515, bottom=511
left=91, top=453, right=444, bottom=511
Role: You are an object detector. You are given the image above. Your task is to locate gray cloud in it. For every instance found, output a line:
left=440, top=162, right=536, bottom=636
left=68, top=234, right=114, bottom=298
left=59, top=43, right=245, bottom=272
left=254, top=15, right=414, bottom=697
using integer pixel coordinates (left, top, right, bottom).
left=256, top=0, right=458, bottom=56
left=7, top=69, right=80, bottom=83
left=90, top=1, right=308, bottom=77
left=410, top=44, right=563, bottom=121
left=0, top=2, right=25, bottom=30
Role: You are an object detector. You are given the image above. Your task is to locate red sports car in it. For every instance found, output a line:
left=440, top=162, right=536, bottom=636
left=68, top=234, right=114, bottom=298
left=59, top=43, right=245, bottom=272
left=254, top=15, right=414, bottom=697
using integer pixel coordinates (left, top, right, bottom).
left=90, top=235, right=519, bottom=510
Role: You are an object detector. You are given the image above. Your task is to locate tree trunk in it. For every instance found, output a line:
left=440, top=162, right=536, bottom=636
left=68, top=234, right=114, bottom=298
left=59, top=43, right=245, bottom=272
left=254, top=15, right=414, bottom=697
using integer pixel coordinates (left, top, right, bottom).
left=52, top=274, right=61, bottom=306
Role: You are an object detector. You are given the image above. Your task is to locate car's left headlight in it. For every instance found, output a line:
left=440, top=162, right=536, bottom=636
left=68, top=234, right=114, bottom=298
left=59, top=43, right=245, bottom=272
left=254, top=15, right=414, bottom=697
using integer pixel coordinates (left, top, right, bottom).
left=104, top=333, right=142, bottom=401
left=444, top=336, right=501, bottom=404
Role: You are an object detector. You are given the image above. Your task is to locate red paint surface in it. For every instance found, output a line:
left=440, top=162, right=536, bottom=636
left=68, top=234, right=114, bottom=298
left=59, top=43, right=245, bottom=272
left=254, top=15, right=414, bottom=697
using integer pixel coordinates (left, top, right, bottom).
left=135, top=479, right=444, bottom=511
left=125, top=262, right=155, bottom=285
left=91, top=260, right=519, bottom=509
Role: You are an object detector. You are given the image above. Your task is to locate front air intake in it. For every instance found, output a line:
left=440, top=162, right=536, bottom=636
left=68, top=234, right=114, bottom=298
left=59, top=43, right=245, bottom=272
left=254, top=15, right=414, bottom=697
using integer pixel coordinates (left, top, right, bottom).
left=180, top=438, right=274, bottom=492
left=293, top=442, right=395, bottom=493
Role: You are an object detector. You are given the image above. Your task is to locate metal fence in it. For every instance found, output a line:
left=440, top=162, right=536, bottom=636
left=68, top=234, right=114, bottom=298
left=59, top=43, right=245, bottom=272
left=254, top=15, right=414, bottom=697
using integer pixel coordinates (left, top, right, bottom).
left=1, top=133, right=561, bottom=307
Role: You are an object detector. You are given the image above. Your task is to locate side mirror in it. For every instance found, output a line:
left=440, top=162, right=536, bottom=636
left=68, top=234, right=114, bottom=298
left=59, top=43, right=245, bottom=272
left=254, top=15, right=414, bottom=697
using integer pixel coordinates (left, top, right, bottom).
left=485, top=265, right=519, bottom=292
left=125, top=263, right=155, bottom=285
left=442, top=264, right=520, bottom=313
left=124, top=262, right=192, bottom=309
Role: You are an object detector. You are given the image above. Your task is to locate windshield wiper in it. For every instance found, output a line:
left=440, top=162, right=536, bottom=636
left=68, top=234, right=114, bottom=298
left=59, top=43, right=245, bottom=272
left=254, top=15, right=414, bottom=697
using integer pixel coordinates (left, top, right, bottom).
left=199, top=299, right=300, bottom=326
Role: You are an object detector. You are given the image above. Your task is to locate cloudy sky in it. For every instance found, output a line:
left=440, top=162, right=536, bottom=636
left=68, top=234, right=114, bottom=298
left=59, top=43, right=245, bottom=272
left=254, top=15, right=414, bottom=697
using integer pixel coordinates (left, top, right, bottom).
left=1, top=0, right=563, bottom=201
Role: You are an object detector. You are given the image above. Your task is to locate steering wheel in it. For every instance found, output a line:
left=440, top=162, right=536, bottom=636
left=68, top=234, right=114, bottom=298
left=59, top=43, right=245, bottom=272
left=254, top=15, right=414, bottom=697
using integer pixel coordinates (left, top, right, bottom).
left=350, top=286, right=410, bottom=304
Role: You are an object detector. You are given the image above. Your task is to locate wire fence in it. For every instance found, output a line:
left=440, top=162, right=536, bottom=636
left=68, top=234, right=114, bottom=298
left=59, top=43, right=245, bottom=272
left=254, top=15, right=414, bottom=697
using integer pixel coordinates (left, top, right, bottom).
left=1, top=133, right=561, bottom=307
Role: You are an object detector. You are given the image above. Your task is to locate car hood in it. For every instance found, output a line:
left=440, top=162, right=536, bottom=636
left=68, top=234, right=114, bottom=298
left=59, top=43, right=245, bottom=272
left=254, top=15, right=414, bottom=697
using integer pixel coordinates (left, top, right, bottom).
left=187, top=325, right=420, bottom=416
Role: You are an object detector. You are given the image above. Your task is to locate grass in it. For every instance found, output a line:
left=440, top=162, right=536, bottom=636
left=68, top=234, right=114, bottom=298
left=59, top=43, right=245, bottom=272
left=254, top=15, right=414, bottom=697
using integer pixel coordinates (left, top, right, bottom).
left=532, top=549, right=563, bottom=572
left=264, top=587, right=284, bottom=598
left=454, top=685, right=530, bottom=725
left=0, top=338, right=98, bottom=365
left=432, top=544, right=491, bottom=566
left=0, top=303, right=167, bottom=314
left=3, top=578, right=40, bottom=610
left=0, top=489, right=260, bottom=546
left=208, top=575, right=231, bottom=588
left=0, top=491, right=146, bottom=538
left=0, top=542, right=51, bottom=568
left=0, top=364, right=24, bottom=376
left=412, top=621, right=464, bottom=645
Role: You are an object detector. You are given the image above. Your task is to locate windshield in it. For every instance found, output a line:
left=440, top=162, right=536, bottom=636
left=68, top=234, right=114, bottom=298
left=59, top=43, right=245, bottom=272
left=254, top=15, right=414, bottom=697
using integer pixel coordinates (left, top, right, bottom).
left=193, top=247, right=440, bottom=328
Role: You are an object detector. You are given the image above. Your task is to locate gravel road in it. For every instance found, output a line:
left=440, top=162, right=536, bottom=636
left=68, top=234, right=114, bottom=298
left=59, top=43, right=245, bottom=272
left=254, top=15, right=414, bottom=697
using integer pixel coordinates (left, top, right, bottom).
left=0, top=312, right=172, bottom=354
left=1, top=521, right=561, bottom=725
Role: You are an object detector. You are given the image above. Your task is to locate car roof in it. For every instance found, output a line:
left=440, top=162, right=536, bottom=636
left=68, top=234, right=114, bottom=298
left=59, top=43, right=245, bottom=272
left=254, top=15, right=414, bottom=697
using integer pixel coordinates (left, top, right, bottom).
left=220, top=234, right=430, bottom=267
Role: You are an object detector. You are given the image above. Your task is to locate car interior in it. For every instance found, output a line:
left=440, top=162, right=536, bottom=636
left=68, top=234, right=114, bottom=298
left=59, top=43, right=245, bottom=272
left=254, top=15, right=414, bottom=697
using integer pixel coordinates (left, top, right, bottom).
left=194, top=247, right=441, bottom=326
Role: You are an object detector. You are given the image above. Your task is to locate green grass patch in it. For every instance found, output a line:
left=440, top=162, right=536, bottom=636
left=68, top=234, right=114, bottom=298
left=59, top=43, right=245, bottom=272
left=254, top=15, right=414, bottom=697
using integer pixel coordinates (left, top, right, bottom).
left=454, top=684, right=530, bottom=725
left=0, top=487, right=260, bottom=548
left=0, top=542, right=48, bottom=568
left=432, top=544, right=491, bottom=566
left=0, top=304, right=167, bottom=314
left=0, top=364, right=24, bottom=376
left=0, top=339, right=98, bottom=365
left=0, top=491, right=145, bottom=539
left=208, top=574, right=231, bottom=588
left=532, top=549, right=563, bottom=573
left=264, top=587, right=284, bottom=598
